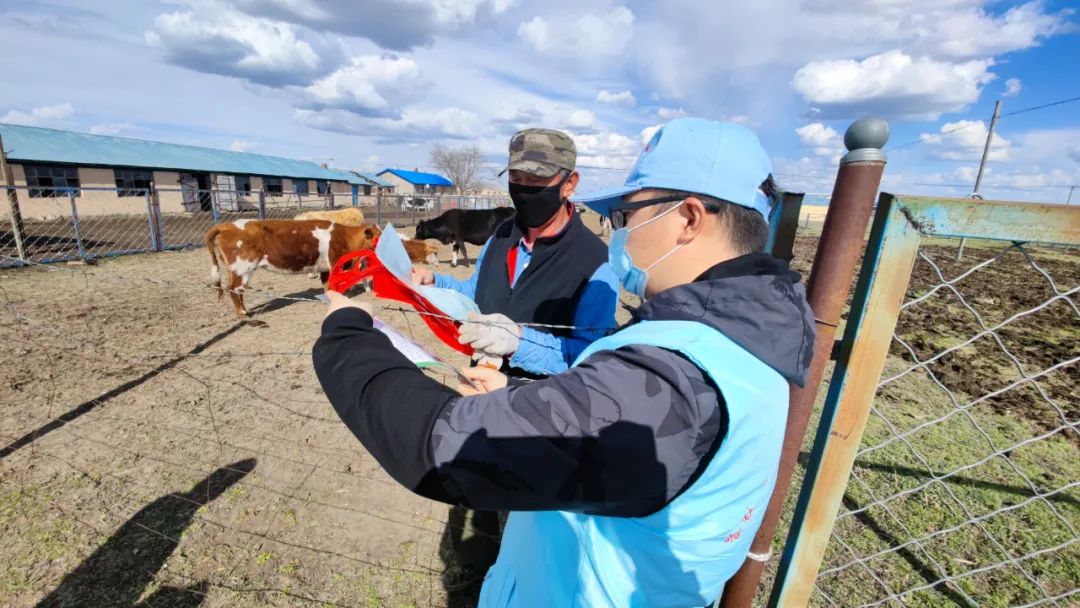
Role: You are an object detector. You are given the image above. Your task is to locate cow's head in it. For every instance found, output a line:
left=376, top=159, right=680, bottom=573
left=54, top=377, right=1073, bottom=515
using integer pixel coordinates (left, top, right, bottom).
left=345, top=225, right=379, bottom=251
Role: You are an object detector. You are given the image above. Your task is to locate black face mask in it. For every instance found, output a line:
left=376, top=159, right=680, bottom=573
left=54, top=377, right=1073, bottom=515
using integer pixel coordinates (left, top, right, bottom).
left=509, top=173, right=569, bottom=228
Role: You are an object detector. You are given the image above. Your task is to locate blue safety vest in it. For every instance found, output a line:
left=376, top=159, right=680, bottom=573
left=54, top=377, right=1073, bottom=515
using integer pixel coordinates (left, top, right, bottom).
left=479, top=320, right=789, bottom=607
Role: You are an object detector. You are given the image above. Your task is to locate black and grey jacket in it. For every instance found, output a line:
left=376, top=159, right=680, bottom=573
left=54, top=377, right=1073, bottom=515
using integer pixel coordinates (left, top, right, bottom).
left=313, top=253, right=814, bottom=517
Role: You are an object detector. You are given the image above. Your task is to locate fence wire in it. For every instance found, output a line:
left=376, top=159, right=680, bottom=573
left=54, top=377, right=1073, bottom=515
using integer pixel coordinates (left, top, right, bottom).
left=2, top=185, right=510, bottom=268
left=0, top=243, right=543, bottom=606
left=811, top=238, right=1080, bottom=607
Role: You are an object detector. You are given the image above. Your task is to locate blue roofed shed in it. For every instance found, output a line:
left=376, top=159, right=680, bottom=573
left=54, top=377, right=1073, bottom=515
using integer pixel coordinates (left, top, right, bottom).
left=376, top=168, right=454, bottom=195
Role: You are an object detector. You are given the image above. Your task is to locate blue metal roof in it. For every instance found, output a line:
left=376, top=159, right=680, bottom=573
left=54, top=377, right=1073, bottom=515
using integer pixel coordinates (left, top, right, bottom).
left=378, top=168, right=454, bottom=187
left=352, top=171, right=393, bottom=188
left=0, top=123, right=361, bottom=185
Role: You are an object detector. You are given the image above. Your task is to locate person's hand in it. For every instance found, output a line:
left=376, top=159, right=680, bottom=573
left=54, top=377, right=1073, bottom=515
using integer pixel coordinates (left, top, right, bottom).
left=412, top=267, right=435, bottom=286
left=325, top=291, right=373, bottom=318
left=458, top=312, right=521, bottom=358
left=458, top=366, right=508, bottom=396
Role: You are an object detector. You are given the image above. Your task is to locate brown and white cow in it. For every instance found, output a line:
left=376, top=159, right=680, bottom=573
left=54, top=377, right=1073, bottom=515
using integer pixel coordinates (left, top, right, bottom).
left=206, top=219, right=435, bottom=317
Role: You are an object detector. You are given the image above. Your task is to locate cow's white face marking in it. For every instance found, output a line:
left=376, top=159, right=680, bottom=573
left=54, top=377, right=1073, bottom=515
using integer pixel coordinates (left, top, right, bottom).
left=236, top=240, right=243, bottom=247
left=233, top=219, right=252, bottom=229
left=312, top=225, right=333, bottom=272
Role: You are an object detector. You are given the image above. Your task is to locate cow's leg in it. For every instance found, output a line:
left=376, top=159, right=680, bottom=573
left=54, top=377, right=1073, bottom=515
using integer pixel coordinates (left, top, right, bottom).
left=227, top=273, right=248, bottom=317
left=319, top=271, right=330, bottom=290
left=456, top=236, right=470, bottom=267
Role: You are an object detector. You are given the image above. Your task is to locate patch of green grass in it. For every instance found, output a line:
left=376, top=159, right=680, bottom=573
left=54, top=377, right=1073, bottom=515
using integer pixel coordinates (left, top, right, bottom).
left=806, top=352, right=1080, bottom=607
left=255, top=551, right=273, bottom=566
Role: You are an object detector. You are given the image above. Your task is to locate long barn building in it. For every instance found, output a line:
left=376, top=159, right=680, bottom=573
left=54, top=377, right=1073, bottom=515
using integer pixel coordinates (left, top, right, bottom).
left=0, top=123, right=366, bottom=220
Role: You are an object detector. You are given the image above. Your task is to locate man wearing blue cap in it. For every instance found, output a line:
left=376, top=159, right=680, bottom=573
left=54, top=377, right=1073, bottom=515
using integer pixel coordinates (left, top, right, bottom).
left=314, top=118, right=815, bottom=606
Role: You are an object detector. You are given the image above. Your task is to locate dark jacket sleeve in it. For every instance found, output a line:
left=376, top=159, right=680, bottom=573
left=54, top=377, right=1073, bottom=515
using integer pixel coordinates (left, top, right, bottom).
left=312, top=307, right=458, bottom=503
left=431, top=344, right=727, bottom=517
left=314, top=309, right=726, bottom=517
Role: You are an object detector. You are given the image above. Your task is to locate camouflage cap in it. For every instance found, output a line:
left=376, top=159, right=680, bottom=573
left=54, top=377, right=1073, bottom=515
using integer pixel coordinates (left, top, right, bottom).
left=499, top=128, right=576, bottom=178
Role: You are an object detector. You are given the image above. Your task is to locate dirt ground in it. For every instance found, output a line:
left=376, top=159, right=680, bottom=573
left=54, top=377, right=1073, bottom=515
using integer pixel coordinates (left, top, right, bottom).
left=0, top=214, right=629, bottom=607
left=1, top=211, right=1076, bottom=607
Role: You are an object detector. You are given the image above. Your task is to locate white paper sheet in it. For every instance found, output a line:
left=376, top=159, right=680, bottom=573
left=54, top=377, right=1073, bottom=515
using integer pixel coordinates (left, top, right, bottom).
left=375, top=223, right=480, bottom=321
left=372, top=318, right=478, bottom=389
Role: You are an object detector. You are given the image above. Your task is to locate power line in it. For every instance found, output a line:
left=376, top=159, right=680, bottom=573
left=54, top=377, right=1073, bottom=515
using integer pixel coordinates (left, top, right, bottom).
left=887, top=93, right=1080, bottom=152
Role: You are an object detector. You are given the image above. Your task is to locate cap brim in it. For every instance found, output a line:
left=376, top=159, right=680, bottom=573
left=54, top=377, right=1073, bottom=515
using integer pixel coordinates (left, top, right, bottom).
left=571, top=183, right=640, bottom=216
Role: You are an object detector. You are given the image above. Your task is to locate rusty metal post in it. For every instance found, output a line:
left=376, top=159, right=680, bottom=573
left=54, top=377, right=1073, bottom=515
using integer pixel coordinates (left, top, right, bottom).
left=720, top=118, right=889, bottom=607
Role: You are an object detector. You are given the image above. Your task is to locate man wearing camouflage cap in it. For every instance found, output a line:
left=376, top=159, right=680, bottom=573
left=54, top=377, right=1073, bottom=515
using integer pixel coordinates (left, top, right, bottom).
left=316, top=118, right=814, bottom=606
left=414, top=128, right=618, bottom=379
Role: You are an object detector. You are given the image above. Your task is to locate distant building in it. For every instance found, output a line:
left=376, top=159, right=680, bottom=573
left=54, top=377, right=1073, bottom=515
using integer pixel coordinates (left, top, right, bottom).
left=0, top=123, right=362, bottom=219
left=350, top=171, right=394, bottom=196
left=376, top=168, right=454, bottom=195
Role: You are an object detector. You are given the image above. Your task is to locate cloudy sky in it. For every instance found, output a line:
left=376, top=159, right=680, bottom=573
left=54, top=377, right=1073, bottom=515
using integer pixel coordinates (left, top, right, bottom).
left=1, top=0, right=1077, bottom=202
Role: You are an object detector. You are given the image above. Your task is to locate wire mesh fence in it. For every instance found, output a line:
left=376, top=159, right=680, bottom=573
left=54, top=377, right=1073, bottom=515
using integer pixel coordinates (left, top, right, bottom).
left=792, top=198, right=1080, bottom=607
left=1, top=186, right=510, bottom=268
left=0, top=245, right=517, bottom=606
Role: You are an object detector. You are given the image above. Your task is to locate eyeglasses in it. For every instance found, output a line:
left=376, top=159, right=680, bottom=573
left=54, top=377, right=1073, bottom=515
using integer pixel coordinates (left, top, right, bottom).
left=608, top=195, right=721, bottom=230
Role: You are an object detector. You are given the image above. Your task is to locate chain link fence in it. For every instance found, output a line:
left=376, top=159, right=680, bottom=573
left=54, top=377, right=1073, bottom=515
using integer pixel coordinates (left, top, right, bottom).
left=777, top=196, right=1079, bottom=608
left=1, top=185, right=510, bottom=268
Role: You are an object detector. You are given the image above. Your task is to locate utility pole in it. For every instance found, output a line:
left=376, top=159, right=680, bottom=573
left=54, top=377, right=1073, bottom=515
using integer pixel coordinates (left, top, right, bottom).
left=1067, top=186, right=1075, bottom=205
left=958, top=99, right=1002, bottom=260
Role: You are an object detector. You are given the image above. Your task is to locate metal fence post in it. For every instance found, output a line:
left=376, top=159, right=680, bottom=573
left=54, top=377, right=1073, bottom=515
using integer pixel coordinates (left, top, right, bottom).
left=144, top=189, right=158, bottom=252
left=328, top=191, right=335, bottom=209
left=210, top=189, right=220, bottom=223
left=376, top=190, right=382, bottom=226
left=67, top=190, right=86, bottom=260
left=258, top=190, right=266, bottom=220
left=150, top=181, right=164, bottom=251
left=0, top=133, right=27, bottom=260
left=720, top=118, right=890, bottom=607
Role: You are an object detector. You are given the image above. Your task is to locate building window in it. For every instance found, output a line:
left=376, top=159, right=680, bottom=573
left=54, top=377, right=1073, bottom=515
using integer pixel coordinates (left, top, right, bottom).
left=294, top=179, right=310, bottom=195
left=316, top=180, right=329, bottom=195
left=235, top=175, right=251, bottom=195
left=264, top=177, right=283, bottom=195
left=24, top=164, right=80, bottom=198
left=363, top=185, right=372, bottom=196
left=114, top=169, right=153, bottom=197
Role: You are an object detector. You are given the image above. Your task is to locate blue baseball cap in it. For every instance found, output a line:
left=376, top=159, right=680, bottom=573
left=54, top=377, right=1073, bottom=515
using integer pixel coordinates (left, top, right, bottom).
left=573, top=117, right=774, bottom=219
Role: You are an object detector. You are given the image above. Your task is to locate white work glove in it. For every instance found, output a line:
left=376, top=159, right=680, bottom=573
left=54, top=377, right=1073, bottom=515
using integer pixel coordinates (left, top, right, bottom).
left=458, top=312, right=522, bottom=360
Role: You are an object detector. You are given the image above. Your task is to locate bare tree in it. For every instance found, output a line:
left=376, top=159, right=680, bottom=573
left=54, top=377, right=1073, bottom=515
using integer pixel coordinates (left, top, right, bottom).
left=429, top=143, right=485, bottom=193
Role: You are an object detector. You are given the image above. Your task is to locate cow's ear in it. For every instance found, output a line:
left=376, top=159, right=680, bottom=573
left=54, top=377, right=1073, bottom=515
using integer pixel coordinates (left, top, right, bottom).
left=364, top=228, right=374, bottom=239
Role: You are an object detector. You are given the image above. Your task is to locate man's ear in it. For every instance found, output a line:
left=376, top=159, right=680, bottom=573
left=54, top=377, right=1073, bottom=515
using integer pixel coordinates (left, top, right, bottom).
left=562, top=171, right=580, bottom=199
left=678, top=196, right=709, bottom=243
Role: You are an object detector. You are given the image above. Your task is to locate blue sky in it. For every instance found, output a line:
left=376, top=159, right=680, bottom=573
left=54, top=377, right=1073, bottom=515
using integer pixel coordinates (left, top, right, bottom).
left=1, top=0, right=1077, bottom=202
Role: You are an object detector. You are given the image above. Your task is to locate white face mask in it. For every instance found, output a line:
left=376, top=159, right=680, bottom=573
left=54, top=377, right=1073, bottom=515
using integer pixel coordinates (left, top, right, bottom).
left=607, top=201, right=686, bottom=297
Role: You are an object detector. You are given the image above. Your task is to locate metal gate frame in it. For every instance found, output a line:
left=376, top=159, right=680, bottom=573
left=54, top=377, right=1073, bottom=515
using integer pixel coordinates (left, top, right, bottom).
left=769, top=193, right=1080, bottom=606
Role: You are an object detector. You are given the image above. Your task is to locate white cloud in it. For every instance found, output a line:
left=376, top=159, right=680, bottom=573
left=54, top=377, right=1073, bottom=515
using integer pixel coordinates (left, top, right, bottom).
left=919, top=120, right=1010, bottom=161
left=295, top=106, right=486, bottom=143
left=1004, top=77, right=1023, bottom=97
left=573, top=130, right=640, bottom=169
left=88, top=122, right=139, bottom=136
left=656, top=107, right=687, bottom=121
left=146, top=8, right=341, bottom=86
left=1, top=103, right=74, bottom=127
left=909, top=1, right=1073, bottom=59
left=303, top=54, right=425, bottom=117
left=597, top=89, right=635, bottom=105
left=792, top=50, right=995, bottom=119
left=234, top=0, right=517, bottom=50
left=565, top=109, right=597, bottom=130
left=796, top=123, right=843, bottom=161
left=726, top=115, right=751, bottom=125
left=518, top=7, right=635, bottom=58
left=229, top=139, right=255, bottom=152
